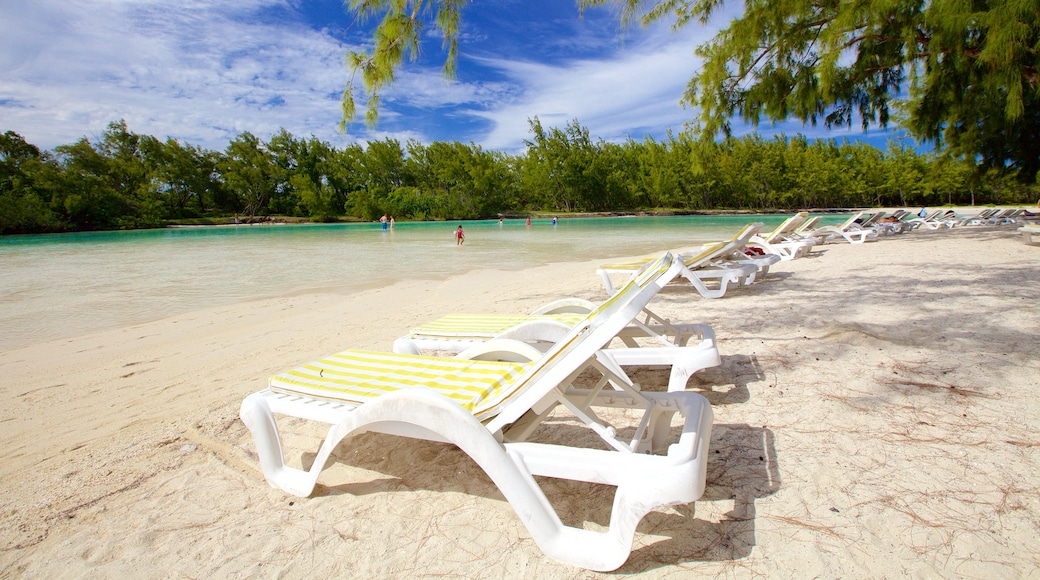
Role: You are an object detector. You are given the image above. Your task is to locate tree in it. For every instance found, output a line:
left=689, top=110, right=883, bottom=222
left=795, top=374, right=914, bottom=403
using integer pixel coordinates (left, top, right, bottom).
left=588, top=0, right=1040, bottom=182
left=221, top=132, right=279, bottom=219
left=522, top=118, right=620, bottom=212
left=341, top=0, right=1040, bottom=183
left=0, top=131, right=64, bottom=234
left=143, top=137, right=226, bottom=218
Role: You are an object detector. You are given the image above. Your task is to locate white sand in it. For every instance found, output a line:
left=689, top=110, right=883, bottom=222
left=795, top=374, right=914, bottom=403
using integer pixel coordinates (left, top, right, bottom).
left=1, top=222, right=1039, bottom=577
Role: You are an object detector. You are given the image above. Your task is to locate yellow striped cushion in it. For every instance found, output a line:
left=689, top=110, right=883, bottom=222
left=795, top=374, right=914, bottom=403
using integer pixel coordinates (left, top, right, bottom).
left=680, top=241, right=726, bottom=266
left=408, top=313, right=588, bottom=339
left=270, top=350, right=533, bottom=416
left=598, top=257, right=654, bottom=271
left=601, top=244, right=722, bottom=272
left=586, top=253, right=672, bottom=321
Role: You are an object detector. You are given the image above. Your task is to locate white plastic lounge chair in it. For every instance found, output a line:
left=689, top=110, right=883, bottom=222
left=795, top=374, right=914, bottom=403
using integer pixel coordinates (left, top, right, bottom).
left=705, top=222, right=782, bottom=276
left=875, top=210, right=920, bottom=233
left=802, top=212, right=879, bottom=244
left=596, top=230, right=761, bottom=298
left=239, top=253, right=714, bottom=572
left=757, top=212, right=809, bottom=244
left=392, top=295, right=722, bottom=393
left=792, top=215, right=822, bottom=234
left=963, top=208, right=1028, bottom=227
left=747, top=212, right=816, bottom=260
left=1018, top=223, right=1040, bottom=244
left=952, top=208, right=998, bottom=226
left=907, top=209, right=953, bottom=230
left=992, top=208, right=1024, bottom=225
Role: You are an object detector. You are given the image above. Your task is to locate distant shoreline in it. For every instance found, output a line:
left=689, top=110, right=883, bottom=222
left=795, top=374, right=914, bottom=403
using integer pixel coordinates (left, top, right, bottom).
left=163, top=207, right=872, bottom=228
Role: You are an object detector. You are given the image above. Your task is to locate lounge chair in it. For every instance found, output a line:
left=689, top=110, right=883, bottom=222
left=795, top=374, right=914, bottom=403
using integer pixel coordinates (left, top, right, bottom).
left=994, top=208, right=1025, bottom=225
left=708, top=222, right=782, bottom=276
left=239, top=253, right=714, bottom=572
left=792, top=215, right=822, bottom=235
left=858, top=212, right=884, bottom=228
left=392, top=295, right=722, bottom=392
left=1019, top=223, right=1040, bottom=244
left=747, top=212, right=816, bottom=260
left=596, top=226, right=763, bottom=298
left=906, top=209, right=953, bottom=230
left=875, top=210, right=917, bottom=234
left=949, top=208, right=997, bottom=227
left=801, top=212, right=878, bottom=244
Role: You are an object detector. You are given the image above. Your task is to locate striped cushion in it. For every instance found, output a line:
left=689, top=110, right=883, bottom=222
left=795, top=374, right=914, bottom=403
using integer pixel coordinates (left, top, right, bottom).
left=408, top=313, right=588, bottom=340
left=601, top=243, right=724, bottom=272
left=270, top=350, right=533, bottom=416
left=598, top=257, right=654, bottom=271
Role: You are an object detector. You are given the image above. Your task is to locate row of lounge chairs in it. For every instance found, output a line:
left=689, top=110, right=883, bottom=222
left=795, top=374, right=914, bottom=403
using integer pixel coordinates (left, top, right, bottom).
left=738, top=206, right=1034, bottom=252
left=237, top=208, right=1031, bottom=570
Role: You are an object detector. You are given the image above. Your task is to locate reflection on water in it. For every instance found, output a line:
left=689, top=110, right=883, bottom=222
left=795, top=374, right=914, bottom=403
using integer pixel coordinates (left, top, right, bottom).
left=0, top=215, right=813, bottom=350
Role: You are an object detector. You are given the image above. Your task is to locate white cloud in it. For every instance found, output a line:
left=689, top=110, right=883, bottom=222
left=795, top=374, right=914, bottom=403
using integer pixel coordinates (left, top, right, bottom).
left=0, top=0, right=358, bottom=150
left=0, top=0, right=896, bottom=155
left=460, top=25, right=707, bottom=151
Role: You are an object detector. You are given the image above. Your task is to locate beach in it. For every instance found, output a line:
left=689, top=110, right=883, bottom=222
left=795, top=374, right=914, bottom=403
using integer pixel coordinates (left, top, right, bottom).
left=1, top=222, right=1038, bottom=577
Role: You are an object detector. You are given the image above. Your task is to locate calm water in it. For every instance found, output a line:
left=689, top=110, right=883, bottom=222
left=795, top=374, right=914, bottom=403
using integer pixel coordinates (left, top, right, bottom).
left=0, top=214, right=838, bottom=350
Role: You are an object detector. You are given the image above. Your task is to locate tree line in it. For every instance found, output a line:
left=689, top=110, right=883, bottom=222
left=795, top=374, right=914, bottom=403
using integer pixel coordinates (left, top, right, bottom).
left=2, top=119, right=1037, bottom=235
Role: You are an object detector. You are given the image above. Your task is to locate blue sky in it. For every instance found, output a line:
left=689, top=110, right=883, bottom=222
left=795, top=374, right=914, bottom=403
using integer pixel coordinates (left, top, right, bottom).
left=1, top=0, right=908, bottom=154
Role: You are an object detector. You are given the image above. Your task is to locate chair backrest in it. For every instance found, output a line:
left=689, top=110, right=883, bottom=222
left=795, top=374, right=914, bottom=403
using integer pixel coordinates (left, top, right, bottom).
left=728, top=222, right=764, bottom=243
left=763, top=212, right=808, bottom=242
left=685, top=222, right=764, bottom=266
left=483, top=253, right=681, bottom=426
left=794, top=216, right=821, bottom=233
left=859, top=212, right=883, bottom=227
left=837, top=212, right=864, bottom=230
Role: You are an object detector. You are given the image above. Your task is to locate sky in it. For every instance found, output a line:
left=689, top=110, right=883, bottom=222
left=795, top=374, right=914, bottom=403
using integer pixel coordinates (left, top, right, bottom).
left=1, top=0, right=910, bottom=154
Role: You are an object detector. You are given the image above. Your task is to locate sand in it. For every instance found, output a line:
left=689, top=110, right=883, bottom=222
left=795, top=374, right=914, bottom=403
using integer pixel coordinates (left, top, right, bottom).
left=1, top=220, right=1039, bottom=578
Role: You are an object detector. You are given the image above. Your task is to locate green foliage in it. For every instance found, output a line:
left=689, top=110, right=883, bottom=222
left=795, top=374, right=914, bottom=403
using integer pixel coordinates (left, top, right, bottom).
left=3, top=118, right=1038, bottom=235
left=342, top=0, right=466, bottom=128
left=221, top=132, right=280, bottom=219
left=343, top=0, right=1039, bottom=182
left=520, top=118, right=634, bottom=212
left=586, top=0, right=1040, bottom=182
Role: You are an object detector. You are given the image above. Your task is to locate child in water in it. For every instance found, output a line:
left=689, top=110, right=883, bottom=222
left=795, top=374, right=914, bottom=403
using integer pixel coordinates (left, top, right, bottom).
left=455, top=225, right=465, bottom=245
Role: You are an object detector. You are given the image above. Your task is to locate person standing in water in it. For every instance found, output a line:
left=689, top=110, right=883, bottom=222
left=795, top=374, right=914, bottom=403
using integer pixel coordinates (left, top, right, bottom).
left=455, top=225, right=465, bottom=245
left=380, top=214, right=388, bottom=231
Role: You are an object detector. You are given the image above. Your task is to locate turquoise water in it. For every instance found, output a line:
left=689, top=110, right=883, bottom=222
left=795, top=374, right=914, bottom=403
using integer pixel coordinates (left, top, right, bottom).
left=0, top=214, right=838, bottom=350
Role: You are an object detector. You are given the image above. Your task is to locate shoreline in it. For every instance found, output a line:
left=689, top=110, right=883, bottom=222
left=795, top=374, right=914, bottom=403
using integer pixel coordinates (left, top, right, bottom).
left=2, top=224, right=1038, bottom=576
left=155, top=204, right=1040, bottom=228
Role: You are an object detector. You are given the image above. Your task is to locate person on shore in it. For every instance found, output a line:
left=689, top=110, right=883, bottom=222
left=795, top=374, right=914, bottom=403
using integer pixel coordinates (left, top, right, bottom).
left=918, top=207, right=928, bottom=218
left=380, top=214, right=388, bottom=231
left=455, top=225, right=465, bottom=245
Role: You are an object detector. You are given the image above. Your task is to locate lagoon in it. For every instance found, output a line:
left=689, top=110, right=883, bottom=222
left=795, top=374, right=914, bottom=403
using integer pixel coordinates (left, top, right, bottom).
left=0, top=214, right=839, bottom=351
